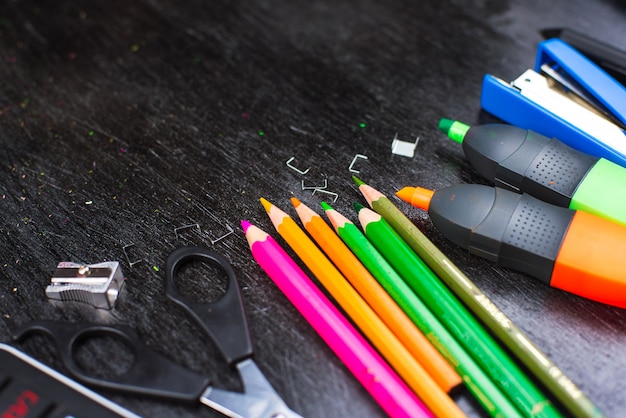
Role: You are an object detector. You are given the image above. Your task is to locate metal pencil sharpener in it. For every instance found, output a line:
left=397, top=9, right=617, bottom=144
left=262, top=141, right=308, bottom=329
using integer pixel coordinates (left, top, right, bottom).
left=45, top=261, right=125, bottom=309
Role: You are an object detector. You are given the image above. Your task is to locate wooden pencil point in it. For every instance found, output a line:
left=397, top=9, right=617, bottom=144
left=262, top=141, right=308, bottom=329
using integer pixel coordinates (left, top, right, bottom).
left=259, top=197, right=272, bottom=212
left=293, top=199, right=316, bottom=225
left=320, top=201, right=332, bottom=211
left=323, top=205, right=348, bottom=231
left=241, top=219, right=252, bottom=232
left=352, top=175, right=365, bottom=186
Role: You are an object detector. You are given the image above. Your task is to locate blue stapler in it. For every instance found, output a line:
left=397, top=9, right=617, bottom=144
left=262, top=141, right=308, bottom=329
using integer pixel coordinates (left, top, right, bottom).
left=481, top=38, right=626, bottom=168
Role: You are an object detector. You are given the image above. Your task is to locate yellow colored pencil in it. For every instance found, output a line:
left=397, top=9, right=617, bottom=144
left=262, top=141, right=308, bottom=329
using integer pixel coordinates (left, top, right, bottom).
left=260, top=197, right=466, bottom=418
left=291, top=197, right=461, bottom=394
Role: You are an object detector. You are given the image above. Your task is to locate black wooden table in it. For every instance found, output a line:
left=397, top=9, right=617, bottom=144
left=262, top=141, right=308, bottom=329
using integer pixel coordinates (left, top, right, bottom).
left=1, top=1, right=625, bottom=417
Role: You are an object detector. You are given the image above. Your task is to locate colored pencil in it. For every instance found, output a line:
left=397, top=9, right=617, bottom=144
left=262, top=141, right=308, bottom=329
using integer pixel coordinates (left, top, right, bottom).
left=354, top=202, right=561, bottom=418
left=260, top=198, right=465, bottom=418
left=322, top=202, right=522, bottom=418
left=242, top=220, right=431, bottom=418
left=291, top=197, right=461, bottom=394
left=353, top=176, right=603, bottom=418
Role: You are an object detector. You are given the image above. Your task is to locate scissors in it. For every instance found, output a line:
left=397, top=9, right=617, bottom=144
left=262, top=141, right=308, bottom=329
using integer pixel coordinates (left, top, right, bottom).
left=13, top=246, right=303, bottom=418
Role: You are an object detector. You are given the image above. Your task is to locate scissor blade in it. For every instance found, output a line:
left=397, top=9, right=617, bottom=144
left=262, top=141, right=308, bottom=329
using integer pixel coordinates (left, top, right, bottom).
left=199, top=358, right=303, bottom=418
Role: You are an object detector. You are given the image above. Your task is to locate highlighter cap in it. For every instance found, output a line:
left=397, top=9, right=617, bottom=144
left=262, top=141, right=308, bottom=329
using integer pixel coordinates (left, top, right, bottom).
left=463, top=124, right=598, bottom=207
left=462, top=124, right=532, bottom=183
left=429, top=184, right=573, bottom=282
left=428, top=184, right=495, bottom=252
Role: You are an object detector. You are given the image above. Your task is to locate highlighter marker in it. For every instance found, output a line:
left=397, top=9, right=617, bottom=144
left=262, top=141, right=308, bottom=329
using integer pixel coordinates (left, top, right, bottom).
left=396, top=183, right=626, bottom=308
left=439, top=119, right=626, bottom=227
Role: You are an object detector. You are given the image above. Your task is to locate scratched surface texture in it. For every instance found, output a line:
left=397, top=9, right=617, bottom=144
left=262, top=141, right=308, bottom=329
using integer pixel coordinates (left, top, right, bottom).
left=1, top=0, right=626, bottom=417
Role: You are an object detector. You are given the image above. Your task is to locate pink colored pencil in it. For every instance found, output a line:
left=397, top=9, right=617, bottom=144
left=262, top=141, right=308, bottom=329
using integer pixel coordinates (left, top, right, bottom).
left=242, top=220, right=432, bottom=418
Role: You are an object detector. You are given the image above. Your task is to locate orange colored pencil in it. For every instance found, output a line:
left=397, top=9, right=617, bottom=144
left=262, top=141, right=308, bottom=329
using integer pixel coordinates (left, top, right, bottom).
left=260, top=197, right=466, bottom=418
left=291, top=197, right=461, bottom=394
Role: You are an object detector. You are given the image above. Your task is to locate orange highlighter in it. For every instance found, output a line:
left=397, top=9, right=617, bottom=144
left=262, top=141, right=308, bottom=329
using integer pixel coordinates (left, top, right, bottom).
left=397, top=183, right=626, bottom=308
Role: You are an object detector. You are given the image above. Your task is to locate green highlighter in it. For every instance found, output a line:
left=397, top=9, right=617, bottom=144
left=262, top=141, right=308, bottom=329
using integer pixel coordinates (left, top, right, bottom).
left=440, top=119, right=626, bottom=227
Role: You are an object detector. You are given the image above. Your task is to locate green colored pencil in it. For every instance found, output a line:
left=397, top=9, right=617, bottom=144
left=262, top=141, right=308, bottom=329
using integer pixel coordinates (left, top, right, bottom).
left=321, top=201, right=521, bottom=418
left=353, top=175, right=604, bottom=418
left=354, top=201, right=561, bottom=418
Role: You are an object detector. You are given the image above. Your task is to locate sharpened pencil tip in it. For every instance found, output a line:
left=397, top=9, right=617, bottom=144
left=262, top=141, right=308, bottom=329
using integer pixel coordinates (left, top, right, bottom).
left=320, top=201, right=332, bottom=211
left=353, top=201, right=365, bottom=213
left=241, top=220, right=252, bottom=232
left=352, top=175, right=365, bottom=186
left=259, top=197, right=272, bottom=213
left=290, top=197, right=301, bottom=207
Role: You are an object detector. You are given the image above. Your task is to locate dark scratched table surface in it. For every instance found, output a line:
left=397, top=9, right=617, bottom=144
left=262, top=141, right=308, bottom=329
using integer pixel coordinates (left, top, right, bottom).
left=2, top=1, right=626, bottom=417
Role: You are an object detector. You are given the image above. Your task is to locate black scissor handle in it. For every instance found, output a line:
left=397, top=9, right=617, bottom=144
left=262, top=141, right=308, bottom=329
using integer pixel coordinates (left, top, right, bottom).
left=12, top=320, right=210, bottom=402
left=164, top=246, right=253, bottom=366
